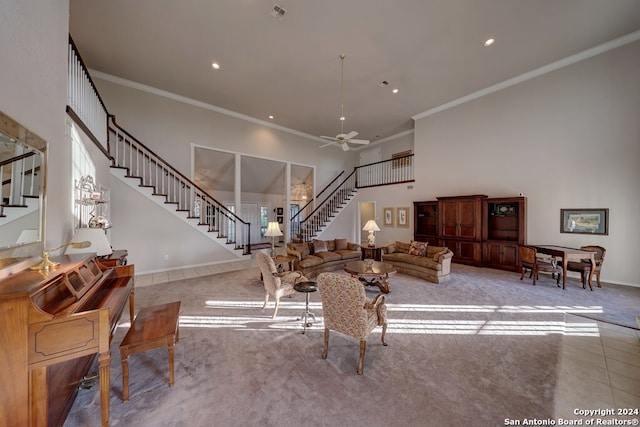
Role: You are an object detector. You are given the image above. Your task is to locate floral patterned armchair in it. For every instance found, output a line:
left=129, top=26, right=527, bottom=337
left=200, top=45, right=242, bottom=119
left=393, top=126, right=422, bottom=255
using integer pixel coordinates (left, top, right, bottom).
left=257, top=252, right=306, bottom=318
left=317, top=272, right=388, bottom=375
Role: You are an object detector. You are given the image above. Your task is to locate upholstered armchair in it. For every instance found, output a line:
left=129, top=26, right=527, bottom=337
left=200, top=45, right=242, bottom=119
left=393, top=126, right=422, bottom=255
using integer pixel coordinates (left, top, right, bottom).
left=566, top=245, right=606, bottom=288
left=256, top=252, right=306, bottom=318
left=317, top=272, right=388, bottom=375
left=519, top=245, right=562, bottom=286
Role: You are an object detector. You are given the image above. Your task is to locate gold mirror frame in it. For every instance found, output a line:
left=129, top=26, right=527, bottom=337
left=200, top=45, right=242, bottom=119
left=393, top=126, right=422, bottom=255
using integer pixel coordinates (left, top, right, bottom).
left=0, top=111, right=47, bottom=277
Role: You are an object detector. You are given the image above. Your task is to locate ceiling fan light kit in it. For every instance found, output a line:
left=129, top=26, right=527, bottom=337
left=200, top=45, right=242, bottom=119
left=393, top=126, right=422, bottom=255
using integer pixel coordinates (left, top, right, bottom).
left=320, top=54, right=370, bottom=151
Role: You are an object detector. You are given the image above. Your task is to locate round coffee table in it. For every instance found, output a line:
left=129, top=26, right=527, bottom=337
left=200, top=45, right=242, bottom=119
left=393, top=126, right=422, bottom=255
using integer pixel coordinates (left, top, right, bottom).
left=294, top=281, right=317, bottom=334
left=344, top=260, right=396, bottom=294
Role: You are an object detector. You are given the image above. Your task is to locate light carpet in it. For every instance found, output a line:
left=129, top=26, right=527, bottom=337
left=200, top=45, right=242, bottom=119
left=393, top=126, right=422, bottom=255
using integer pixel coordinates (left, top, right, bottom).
left=65, top=264, right=639, bottom=427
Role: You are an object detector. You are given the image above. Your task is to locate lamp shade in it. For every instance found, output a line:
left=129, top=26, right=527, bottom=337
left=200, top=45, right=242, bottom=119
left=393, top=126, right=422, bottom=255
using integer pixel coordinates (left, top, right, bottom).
left=362, top=220, right=380, bottom=232
left=265, top=221, right=283, bottom=237
left=65, top=228, right=112, bottom=256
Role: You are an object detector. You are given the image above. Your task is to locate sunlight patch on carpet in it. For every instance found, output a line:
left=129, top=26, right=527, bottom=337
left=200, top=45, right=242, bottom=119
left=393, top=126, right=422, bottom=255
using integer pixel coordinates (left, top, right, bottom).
left=386, top=303, right=603, bottom=314
left=178, top=299, right=602, bottom=336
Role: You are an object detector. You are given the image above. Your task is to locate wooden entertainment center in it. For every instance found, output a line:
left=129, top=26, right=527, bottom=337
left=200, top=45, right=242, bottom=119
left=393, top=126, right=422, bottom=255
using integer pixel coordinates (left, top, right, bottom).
left=414, top=195, right=526, bottom=271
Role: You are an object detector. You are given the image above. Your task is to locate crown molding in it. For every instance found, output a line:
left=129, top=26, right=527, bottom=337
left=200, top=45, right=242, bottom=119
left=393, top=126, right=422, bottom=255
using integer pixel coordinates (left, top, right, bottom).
left=412, top=30, right=640, bottom=121
left=89, top=69, right=327, bottom=143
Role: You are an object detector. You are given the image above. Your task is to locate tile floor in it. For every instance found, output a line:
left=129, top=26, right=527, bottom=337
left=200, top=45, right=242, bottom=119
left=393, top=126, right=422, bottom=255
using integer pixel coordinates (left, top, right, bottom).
left=555, top=315, right=640, bottom=423
left=136, top=260, right=640, bottom=422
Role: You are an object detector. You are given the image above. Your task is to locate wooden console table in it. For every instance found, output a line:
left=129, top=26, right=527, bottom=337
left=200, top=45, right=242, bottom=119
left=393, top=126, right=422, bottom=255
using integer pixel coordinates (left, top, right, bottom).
left=119, top=301, right=181, bottom=401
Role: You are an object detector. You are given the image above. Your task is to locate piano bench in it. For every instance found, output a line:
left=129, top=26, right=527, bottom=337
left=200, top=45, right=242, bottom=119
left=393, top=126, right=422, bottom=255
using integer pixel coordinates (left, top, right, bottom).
left=119, top=301, right=181, bottom=402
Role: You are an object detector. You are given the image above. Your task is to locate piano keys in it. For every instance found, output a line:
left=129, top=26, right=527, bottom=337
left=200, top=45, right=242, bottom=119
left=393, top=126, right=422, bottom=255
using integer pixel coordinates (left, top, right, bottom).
left=0, top=253, right=134, bottom=427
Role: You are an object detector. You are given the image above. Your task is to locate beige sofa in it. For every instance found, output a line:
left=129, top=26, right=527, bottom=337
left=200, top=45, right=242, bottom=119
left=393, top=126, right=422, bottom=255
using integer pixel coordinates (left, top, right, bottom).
left=380, top=241, right=453, bottom=283
left=286, top=238, right=362, bottom=278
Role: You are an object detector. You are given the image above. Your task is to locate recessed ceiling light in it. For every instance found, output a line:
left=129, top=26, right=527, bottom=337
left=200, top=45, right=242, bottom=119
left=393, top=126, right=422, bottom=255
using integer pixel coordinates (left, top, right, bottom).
left=484, top=38, right=495, bottom=47
left=392, top=89, right=399, bottom=94
left=340, top=116, right=345, bottom=121
left=211, top=62, right=220, bottom=70
left=268, top=115, right=274, bottom=119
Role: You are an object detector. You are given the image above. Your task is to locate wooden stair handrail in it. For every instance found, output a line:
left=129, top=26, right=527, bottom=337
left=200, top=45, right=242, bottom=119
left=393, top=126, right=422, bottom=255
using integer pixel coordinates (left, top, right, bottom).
left=108, top=115, right=248, bottom=226
left=291, top=170, right=344, bottom=222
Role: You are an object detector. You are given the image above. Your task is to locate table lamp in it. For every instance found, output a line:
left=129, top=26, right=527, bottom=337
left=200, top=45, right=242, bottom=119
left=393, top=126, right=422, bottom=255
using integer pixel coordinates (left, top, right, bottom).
left=265, top=221, right=283, bottom=258
left=30, top=240, right=92, bottom=271
left=65, top=228, right=113, bottom=257
left=362, top=220, right=380, bottom=247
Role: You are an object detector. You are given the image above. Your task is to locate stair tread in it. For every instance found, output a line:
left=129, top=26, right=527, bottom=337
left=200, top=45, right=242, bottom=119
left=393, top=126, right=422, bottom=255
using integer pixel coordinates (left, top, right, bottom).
left=111, top=169, right=247, bottom=254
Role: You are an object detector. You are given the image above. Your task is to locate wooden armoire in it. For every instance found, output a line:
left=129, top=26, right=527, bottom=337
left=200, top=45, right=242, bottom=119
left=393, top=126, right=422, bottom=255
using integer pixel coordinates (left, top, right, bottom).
left=413, top=194, right=527, bottom=271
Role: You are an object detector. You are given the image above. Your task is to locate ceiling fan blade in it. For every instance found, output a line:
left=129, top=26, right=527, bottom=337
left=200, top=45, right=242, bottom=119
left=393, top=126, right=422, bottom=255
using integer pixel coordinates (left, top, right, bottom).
left=341, top=142, right=350, bottom=151
left=320, top=136, right=338, bottom=141
left=348, top=139, right=370, bottom=145
left=319, top=140, right=338, bottom=148
left=344, top=131, right=359, bottom=139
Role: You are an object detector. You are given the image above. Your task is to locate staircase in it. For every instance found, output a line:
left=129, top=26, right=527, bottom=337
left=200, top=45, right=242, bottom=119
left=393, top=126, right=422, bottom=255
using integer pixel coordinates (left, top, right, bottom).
left=65, top=36, right=405, bottom=259
left=295, top=170, right=357, bottom=242
left=107, top=116, right=252, bottom=256
left=0, top=151, right=41, bottom=226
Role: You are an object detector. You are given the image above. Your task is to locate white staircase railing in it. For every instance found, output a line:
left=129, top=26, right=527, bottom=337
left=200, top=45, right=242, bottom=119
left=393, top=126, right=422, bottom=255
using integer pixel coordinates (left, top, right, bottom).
left=298, top=170, right=357, bottom=242
left=355, top=153, right=414, bottom=188
left=1, top=151, right=41, bottom=219
left=108, top=116, right=252, bottom=254
left=67, top=36, right=108, bottom=151
left=67, top=36, right=252, bottom=254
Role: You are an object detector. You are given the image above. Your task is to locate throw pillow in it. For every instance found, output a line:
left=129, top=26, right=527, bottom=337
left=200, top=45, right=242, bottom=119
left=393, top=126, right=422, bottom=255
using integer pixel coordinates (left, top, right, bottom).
left=386, top=245, right=396, bottom=254
left=335, top=238, right=349, bottom=250
left=313, top=239, right=328, bottom=253
left=326, top=239, right=336, bottom=252
left=408, top=240, right=428, bottom=257
left=291, top=243, right=310, bottom=260
left=395, top=241, right=411, bottom=253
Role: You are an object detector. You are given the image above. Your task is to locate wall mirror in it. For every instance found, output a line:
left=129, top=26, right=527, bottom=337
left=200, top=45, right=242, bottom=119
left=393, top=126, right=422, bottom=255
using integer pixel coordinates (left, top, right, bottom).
left=0, top=111, right=46, bottom=275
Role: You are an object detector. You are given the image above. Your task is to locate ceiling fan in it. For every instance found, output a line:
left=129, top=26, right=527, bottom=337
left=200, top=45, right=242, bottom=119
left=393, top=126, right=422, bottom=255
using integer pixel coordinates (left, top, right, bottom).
left=320, top=54, right=370, bottom=151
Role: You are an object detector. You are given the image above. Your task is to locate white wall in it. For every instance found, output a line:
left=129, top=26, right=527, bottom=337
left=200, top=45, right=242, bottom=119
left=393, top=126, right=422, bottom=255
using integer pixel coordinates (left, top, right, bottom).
left=95, top=78, right=357, bottom=190
left=411, top=41, right=640, bottom=286
left=0, top=0, right=72, bottom=250
left=109, top=178, right=239, bottom=273
left=356, top=131, right=417, bottom=246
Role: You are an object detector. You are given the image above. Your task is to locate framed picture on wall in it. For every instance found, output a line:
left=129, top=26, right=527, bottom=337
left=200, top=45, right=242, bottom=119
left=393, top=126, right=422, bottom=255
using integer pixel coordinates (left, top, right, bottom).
left=396, top=207, right=409, bottom=228
left=560, top=208, right=608, bottom=235
left=277, top=216, right=284, bottom=224
left=276, top=207, right=284, bottom=215
left=383, top=207, right=395, bottom=227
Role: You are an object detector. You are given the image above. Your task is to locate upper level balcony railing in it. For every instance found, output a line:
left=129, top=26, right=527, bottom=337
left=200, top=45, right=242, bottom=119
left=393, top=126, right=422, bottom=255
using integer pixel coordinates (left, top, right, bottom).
left=355, top=153, right=414, bottom=188
left=67, top=36, right=109, bottom=154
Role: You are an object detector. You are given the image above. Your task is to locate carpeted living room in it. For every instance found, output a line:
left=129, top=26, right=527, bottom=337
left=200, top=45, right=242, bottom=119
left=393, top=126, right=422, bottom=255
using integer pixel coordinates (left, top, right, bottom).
left=65, top=259, right=640, bottom=427
left=3, top=2, right=640, bottom=427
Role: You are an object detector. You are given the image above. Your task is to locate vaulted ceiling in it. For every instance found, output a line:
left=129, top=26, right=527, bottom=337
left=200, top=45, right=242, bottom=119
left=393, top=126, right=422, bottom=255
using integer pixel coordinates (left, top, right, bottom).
left=69, top=1, right=640, bottom=148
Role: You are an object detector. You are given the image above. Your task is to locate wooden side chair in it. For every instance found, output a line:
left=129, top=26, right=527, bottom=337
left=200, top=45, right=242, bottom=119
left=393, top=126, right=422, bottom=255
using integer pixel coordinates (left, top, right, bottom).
left=518, top=245, right=562, bottom=287
left=566, top=245, right=606, bottom=289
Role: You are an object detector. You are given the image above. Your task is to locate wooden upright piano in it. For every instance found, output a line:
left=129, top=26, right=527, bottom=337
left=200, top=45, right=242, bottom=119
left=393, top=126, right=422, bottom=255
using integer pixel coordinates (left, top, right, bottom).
left=0, top=254, right=135, bottom=427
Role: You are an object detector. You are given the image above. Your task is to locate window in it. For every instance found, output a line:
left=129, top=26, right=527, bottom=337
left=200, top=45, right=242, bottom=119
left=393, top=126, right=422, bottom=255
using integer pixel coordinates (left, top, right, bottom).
left=260, top=206, right=269, bottom=238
